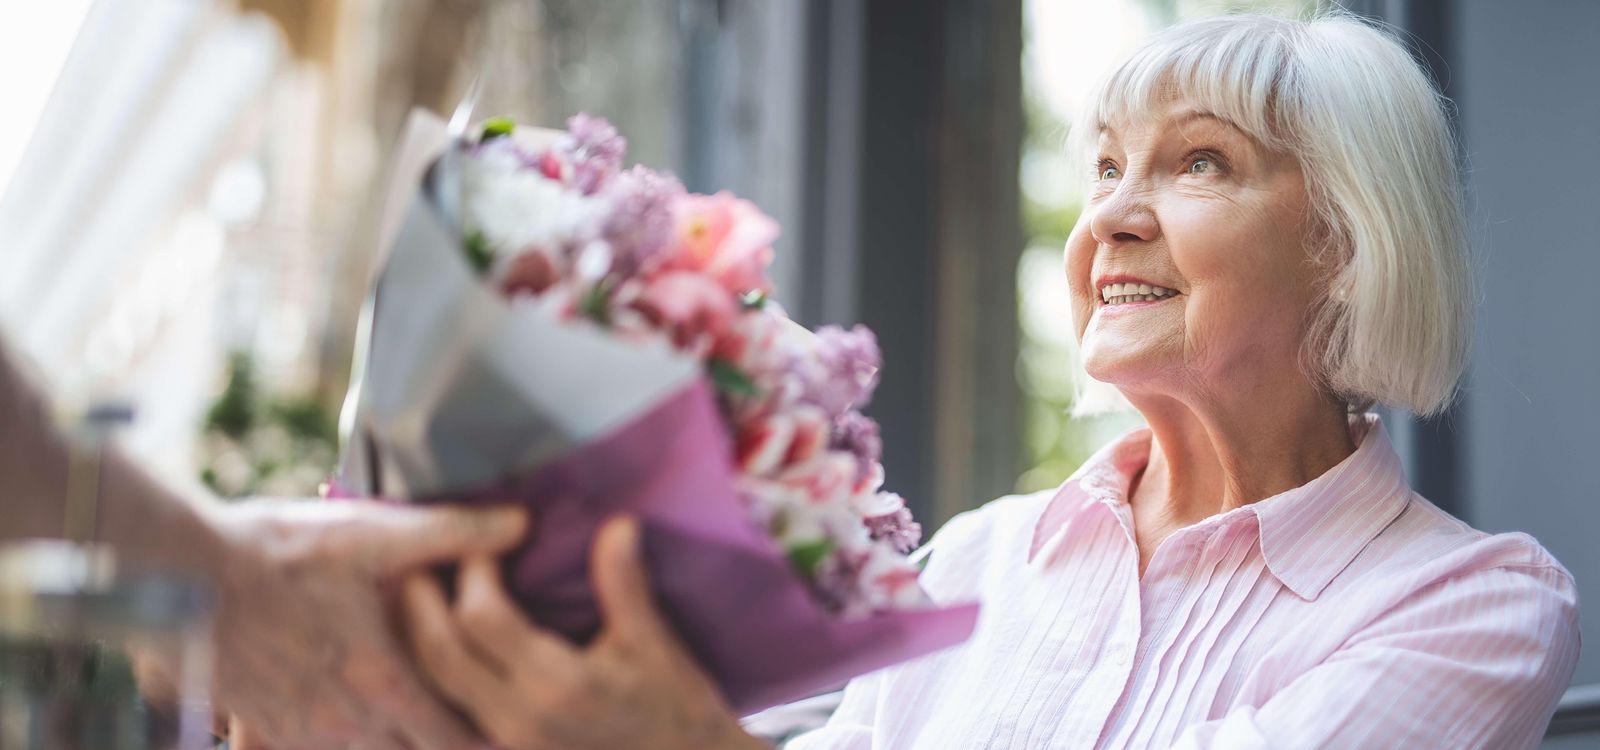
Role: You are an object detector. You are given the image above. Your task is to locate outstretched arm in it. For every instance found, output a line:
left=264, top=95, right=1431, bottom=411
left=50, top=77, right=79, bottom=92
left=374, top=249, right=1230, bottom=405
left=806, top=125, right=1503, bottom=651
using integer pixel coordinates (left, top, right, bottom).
left=0, top=337, right=532, bottom=749
left=0, top=336, right=222, bottom=568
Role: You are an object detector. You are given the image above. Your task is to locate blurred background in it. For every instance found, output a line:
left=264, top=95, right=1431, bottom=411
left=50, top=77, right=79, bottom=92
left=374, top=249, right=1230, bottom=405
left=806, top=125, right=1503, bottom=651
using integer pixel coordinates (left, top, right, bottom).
left=0, top=0, right=1593, bottom=743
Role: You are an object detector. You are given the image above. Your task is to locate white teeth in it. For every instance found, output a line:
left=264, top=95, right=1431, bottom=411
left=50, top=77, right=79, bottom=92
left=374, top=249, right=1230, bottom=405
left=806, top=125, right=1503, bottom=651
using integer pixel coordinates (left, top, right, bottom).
left=1099, top=283, right=1178, bottom=303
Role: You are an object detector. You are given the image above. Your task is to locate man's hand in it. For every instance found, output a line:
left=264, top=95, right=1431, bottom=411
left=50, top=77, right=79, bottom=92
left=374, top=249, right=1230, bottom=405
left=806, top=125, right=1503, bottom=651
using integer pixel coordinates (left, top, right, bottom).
left=199, top=499, right=527, bottom=749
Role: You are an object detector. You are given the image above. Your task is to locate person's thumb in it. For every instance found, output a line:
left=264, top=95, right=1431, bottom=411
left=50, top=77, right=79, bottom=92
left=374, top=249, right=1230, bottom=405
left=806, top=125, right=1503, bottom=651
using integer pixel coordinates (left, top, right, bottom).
left=352, top=502, right=529, bottom=575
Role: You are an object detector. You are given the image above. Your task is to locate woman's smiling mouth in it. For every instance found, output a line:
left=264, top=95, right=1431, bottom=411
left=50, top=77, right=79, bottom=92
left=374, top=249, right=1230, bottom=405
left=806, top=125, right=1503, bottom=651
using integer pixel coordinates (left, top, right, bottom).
left=1098, top=281, right=1182, bottom=308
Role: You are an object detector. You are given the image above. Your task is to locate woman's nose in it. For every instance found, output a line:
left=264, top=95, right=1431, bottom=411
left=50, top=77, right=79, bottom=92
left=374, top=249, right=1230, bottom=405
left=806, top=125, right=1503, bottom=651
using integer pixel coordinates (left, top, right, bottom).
left=1089, top=182, right=1160, bottom=247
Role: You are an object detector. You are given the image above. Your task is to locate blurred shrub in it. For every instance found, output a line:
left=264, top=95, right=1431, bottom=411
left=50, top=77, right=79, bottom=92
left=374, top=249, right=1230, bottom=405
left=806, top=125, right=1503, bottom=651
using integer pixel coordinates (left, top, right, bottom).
left=198, top=352, right=337, bottom=499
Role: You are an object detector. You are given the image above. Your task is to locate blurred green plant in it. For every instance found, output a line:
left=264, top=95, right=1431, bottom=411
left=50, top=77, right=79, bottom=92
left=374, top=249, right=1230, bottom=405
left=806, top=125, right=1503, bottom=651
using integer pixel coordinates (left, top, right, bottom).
left=198, top=352, right=338, bottom=499
left=1014, top=89, right=1103, bottom=495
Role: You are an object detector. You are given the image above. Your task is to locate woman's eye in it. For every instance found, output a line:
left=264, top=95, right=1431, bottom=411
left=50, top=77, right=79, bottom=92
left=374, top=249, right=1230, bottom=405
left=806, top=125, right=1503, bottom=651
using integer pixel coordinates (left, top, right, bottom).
left=1186, top=157, right=1216, bottom=174
left=1098, top=163, right=1121, bottom=180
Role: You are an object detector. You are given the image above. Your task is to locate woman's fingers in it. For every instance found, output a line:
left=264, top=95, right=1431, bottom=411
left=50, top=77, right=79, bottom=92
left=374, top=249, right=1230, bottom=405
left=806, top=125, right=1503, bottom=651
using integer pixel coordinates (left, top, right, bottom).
left=591, top=515, right=673, bottom=651
left=454, top=555, right=579, bottom=679
left=341, top=640, right=481, bottom=750
left=399, top=573, right=507, bottom=710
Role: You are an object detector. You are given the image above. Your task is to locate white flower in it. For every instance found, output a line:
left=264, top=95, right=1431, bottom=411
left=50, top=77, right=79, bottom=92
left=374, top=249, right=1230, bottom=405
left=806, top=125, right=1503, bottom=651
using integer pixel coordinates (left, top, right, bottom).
left=859, top=546, right=929, bottom=610
left=462, top=149, right=604, bottom=261
left=849, top=482, right=904, bottom=518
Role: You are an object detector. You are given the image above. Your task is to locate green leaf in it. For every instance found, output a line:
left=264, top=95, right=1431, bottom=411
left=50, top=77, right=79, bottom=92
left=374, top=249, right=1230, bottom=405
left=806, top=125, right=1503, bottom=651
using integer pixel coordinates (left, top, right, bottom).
left=739, top=289, right=768, bottom=310
left=480, top=117, right=516, bottom=140
left=464, top=231, right=493, bottom=274
left=787, top=539, right=835, bottom=576
left=707, top=358, right=758, bottom=397
left=580, top=280, right=613, bottom=326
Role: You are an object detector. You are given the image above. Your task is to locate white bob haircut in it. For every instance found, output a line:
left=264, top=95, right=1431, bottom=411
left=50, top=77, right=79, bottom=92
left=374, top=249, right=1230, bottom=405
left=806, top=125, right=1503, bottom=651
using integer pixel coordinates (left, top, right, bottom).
left=1067, top=11, right=1472, bottom=419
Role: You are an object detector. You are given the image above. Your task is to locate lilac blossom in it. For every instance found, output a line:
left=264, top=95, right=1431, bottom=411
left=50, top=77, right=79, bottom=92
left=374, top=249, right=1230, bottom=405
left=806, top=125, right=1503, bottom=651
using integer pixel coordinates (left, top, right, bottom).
left=565, top=113, right=627, bottom=194
left=602, top=166, right=684, bottom=277
left=863, top=494, right=922, bottom=553
left=804, top=325, right=881, bottom=416
left=811, top=548, right=870, bottom=616
left=831, top=411, right=882, bottom=483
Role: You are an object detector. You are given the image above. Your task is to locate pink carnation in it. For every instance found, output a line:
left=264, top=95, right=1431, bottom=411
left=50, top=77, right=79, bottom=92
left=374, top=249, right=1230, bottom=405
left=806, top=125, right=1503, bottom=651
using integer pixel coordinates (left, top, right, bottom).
left=632, top=271, right=739, bottom=353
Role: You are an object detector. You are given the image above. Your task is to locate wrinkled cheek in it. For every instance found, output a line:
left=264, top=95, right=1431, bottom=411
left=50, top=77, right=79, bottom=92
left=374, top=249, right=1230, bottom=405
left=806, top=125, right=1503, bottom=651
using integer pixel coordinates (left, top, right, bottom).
left=1063, top=237, right=1096, bottom=337
left=1183, top=293, right=1289, bottom=376
left=1177, top=301, right=1213, bottom=370
left=1064, top=292, right=1092, bottom=342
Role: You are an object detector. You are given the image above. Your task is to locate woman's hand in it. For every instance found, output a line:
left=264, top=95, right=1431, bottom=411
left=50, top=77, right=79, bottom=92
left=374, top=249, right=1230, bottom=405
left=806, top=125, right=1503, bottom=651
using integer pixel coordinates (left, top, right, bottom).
left=400, top=515, right=769, bottom=750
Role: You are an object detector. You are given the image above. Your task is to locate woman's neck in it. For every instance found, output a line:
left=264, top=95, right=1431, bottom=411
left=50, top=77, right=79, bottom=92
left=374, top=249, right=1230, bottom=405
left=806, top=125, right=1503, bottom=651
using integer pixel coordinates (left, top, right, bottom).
left=1124, top=382, right=1357, bottom=529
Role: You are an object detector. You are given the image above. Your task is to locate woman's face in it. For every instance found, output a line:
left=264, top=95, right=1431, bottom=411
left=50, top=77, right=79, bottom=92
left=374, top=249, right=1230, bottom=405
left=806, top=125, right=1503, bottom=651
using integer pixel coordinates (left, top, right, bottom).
left=1064, top=97, right=1320, bottom=404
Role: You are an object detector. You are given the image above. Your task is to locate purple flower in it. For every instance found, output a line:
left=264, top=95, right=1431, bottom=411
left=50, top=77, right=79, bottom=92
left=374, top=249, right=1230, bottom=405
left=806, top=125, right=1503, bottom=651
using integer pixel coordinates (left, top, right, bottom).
left=805, top=325, right=881, bottom=416
left=566, top=113, right=627, bottom=194
left=864, top=495, right=922, bottom=553
left=602, top=166, right=684, bottom=277
left=831, top=411, right=882, bottom=483
left=811, top=547, right=871, bottom=615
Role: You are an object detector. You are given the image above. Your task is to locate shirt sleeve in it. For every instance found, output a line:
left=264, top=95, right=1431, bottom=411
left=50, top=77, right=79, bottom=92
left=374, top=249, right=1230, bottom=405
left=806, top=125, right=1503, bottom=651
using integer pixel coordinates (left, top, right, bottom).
left=1167, top=563, right=1581, bottom=750
left=780, top=669, right=881, bottom=750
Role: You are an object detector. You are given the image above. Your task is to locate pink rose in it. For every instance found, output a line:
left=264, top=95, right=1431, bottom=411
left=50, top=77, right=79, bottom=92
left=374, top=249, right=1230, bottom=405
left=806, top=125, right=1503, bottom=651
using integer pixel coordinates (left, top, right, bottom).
left=665, top=191, right=777, bottom=294
left=538, top=149, right=571, bottom=184
left=632, top=271, right=739, bottom=352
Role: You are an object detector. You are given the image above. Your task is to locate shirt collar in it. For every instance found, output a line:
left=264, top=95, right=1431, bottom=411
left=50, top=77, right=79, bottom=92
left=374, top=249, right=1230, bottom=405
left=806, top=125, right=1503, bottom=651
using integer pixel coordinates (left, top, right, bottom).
left=1027, top=412, right=1411, bottom=601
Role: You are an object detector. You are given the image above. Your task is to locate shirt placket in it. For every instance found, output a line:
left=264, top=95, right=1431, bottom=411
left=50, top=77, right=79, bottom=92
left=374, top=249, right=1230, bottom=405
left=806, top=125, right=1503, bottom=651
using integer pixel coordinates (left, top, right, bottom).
left=1096, top=503, right=1228, bottom=748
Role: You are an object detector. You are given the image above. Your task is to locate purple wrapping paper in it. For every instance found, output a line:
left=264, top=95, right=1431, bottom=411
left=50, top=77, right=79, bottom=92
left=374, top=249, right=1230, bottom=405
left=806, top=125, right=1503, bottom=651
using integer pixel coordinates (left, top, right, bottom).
left=393, top=377, right=978, bottom=714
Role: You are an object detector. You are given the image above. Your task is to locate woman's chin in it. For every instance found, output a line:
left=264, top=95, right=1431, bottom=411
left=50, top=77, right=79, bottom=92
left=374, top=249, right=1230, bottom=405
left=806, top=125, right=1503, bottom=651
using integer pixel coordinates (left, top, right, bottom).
left=1081, top=357, right=1153, bottom=389
left=1080, top=340, right=1166, bottom=383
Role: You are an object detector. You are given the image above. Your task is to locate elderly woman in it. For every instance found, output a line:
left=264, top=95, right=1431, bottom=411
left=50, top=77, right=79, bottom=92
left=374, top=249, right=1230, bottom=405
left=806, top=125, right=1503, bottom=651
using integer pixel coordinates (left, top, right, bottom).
left=390, top=12, right=1580, bottom=750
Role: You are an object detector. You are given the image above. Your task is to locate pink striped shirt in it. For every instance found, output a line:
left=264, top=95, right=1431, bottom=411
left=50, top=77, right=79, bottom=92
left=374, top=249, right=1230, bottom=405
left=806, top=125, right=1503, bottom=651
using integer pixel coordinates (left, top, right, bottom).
left=789, top=413, right=1581, bottom=748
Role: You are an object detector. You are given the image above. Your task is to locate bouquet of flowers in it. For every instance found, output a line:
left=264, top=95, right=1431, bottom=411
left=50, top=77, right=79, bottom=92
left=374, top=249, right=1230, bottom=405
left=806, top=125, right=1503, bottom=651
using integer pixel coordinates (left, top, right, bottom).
left=334, top=110, right=978, bottom=713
